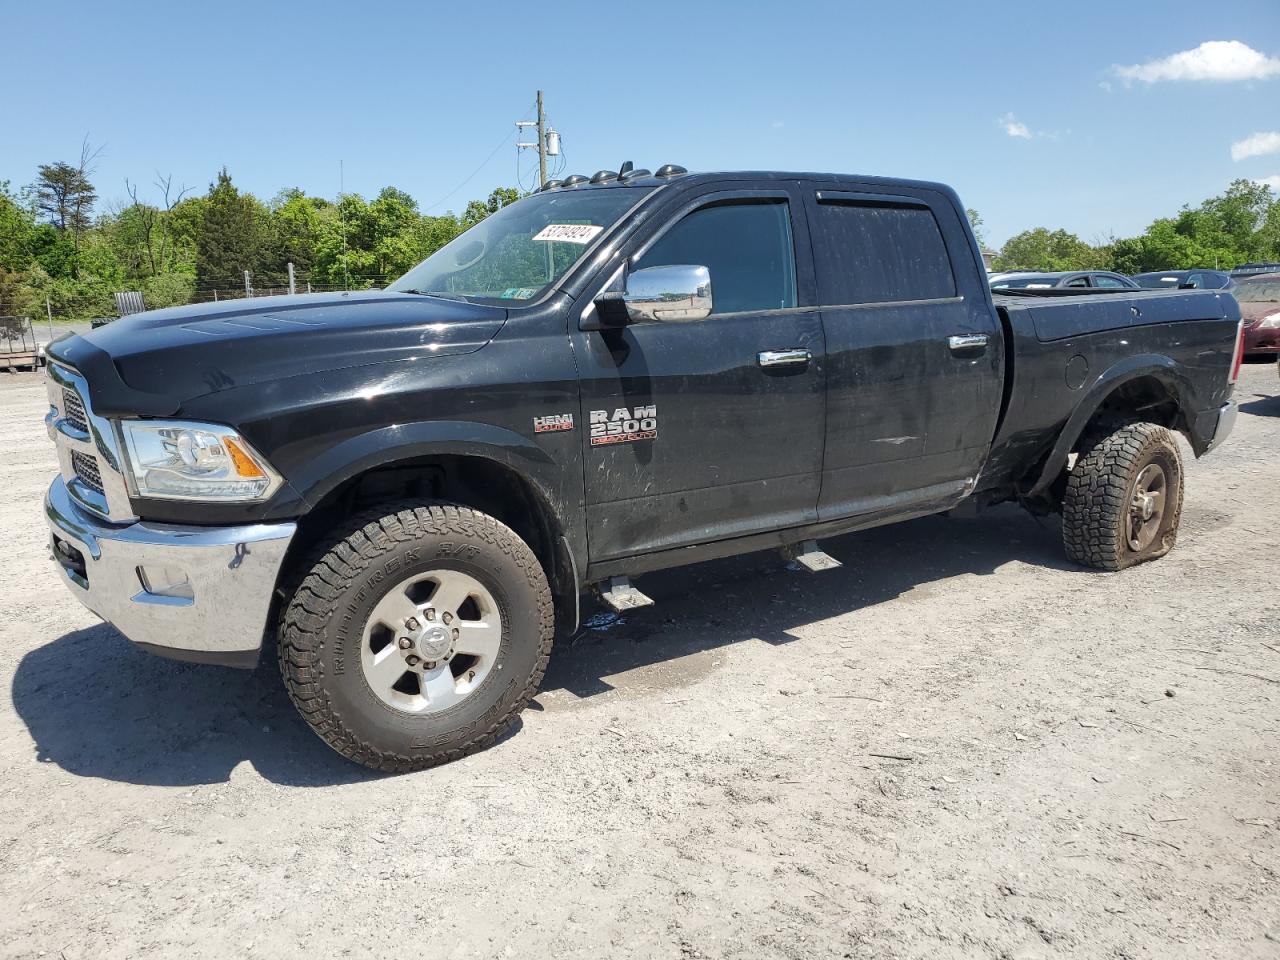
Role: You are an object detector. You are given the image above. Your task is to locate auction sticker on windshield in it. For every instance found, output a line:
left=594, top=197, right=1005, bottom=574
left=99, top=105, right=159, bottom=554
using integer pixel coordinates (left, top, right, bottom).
left=533, top=224, right=604, bottom=244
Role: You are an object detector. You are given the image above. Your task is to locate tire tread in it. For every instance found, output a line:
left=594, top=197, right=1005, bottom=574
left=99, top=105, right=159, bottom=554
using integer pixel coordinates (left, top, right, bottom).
left=277, top=501, right=554, bottom=773
left=1062, top=421, right=1184, bottom=571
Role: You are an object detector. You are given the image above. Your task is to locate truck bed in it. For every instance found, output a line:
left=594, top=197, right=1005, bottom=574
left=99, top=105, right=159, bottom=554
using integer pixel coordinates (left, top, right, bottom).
left=979, top=287, right=1240, bottom=501
left=993, top=287, right=1235, bottom=342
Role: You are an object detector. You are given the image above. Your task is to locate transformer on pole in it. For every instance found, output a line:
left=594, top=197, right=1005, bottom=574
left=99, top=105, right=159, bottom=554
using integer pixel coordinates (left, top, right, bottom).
left=516, top=91, right=559, bottom=188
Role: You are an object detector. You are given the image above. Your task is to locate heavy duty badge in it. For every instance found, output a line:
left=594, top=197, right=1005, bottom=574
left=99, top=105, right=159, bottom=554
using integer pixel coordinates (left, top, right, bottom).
left=589, top=405, right=658, bottom=445
left=533, top=413, right=574, bottom=433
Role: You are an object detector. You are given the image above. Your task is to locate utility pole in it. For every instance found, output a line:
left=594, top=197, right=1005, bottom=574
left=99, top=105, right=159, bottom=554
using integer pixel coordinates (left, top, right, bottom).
left=517, top=91, right=558, bottom=188
left=287, top=261, right=297, bottom=296
left=244, top=270, right=253, bottom=298
left=536, top=90, right=547, bottom=188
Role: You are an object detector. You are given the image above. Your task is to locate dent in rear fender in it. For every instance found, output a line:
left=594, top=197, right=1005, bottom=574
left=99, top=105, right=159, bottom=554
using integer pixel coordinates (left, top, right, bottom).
left=1025, top=354, right=1201, bottom=497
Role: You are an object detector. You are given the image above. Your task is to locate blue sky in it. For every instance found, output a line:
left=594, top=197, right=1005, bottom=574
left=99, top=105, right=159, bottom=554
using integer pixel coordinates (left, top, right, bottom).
left=4, top=0, right=1278, bottom=247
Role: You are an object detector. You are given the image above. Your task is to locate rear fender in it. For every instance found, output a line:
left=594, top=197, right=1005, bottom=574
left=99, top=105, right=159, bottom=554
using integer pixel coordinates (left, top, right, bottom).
left=1024, top=354, right=1197, bottom=498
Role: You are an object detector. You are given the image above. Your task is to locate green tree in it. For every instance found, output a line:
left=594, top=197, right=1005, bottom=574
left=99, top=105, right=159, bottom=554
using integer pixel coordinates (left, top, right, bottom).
left=196, top=169, right=264, bottom=290
left=462, top=187, right=520, bottom=228
left=266, top=188, right=328, bottom=280
left=1106, top=179, right=1280, bottom=272
left=966, top=208, right=986, bottom=248
left=35, top=161, right=97, bottom=234
left=0, top=181, right=36, bottom=270
left=994, top=228, right=1106, bottom=271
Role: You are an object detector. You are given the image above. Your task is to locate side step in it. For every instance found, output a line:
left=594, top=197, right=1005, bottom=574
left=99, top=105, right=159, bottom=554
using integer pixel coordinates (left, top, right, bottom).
left=597, top=576, right=655, bottom=613
left=784, top=540, right=842, bottom=573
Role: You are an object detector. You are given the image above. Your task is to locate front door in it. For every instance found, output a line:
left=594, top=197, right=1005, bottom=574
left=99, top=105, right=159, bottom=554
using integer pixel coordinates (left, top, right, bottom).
left=571, top=186, right=826, bottom=563
left=802, top=183, right=1003, bottom=520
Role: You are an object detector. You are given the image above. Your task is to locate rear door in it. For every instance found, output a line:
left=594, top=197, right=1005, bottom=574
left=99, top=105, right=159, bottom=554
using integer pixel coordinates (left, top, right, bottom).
left=802, top=184, right=1003, bottom=519
left=571, top=184, right=826, bottom=562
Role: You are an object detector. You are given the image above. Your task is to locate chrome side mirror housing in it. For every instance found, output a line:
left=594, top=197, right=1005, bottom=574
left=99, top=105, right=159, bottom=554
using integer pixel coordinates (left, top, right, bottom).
left=622, top=264, right=713, bottom=323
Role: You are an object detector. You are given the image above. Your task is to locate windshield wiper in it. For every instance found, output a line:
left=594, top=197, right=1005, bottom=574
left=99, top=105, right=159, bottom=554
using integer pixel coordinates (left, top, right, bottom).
left=396, top=289, right=472, bottom=302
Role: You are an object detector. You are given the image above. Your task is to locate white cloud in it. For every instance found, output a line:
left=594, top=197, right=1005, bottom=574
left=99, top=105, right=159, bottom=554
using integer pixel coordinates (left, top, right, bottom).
left=1114, top=40, right=1280, bottom=84
left=1232, top=131, right=1280, bottom=161
left=770, top=121, right=785, bottom=129
left=1255, top=175, right=1280, bottom=192
left=999, top=113, right=1032, bottom=139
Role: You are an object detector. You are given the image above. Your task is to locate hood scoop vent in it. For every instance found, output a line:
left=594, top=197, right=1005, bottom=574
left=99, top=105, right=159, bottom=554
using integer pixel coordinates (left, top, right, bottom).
left=182, top=314, right=326, bottom=337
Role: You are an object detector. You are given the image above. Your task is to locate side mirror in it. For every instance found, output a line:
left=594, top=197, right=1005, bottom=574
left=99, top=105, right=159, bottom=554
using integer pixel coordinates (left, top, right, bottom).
left=621, top=264, right=713, bottom=323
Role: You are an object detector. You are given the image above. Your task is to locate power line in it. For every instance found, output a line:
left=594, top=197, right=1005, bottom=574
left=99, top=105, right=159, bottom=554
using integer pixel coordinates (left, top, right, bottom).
left=422, top=107, right=532, bottom=213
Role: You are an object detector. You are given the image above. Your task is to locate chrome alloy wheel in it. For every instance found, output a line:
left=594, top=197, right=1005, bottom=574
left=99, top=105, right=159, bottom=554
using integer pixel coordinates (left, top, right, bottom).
left=360, top=569, right=503, bottom=714
left=1126, top=463, right=1167, bottom=552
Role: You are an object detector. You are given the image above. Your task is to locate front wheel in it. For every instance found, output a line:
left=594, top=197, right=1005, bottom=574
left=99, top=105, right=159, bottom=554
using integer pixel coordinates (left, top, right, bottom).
left=279, top=503, right=554, bottom=772
left=1062, top=421, right=1185, bottom=571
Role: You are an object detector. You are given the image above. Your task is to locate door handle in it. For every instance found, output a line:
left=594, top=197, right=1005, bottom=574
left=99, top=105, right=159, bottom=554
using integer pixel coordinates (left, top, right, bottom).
left=757, top=348, right=811, bottom=369
left=947, top=333, right=989, bottom=354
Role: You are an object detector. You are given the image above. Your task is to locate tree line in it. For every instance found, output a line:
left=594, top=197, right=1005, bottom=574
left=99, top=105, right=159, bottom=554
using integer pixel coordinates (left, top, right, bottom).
left=0, top=149, right=519, bottom=321
left=2, top=148, right=1279, bottom=322
left=980, top=179, right=1280, bottom=274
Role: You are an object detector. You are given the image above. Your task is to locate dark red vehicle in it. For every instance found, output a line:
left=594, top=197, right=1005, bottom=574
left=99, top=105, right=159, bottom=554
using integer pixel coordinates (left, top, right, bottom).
left=1237, top=273, right=1280, bottom=356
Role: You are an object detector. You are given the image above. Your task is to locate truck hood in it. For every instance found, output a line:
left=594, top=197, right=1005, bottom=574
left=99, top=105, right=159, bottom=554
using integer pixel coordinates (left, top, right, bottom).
left=49, top=291, right=508, bottom=417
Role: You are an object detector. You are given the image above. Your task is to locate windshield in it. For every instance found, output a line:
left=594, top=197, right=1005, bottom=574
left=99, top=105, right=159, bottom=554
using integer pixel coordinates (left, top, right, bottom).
left=1134, top=273, right=1183, bottom=288
left=388, top=188, right=652, bottom=304
left=1236, top=280, right=1280, bottom=302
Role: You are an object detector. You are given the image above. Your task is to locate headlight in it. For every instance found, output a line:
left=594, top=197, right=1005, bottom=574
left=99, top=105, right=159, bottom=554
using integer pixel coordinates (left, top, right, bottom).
left=119, top=420, right=283, bottom=501
left=1259, top=312, right=1280, bottom=329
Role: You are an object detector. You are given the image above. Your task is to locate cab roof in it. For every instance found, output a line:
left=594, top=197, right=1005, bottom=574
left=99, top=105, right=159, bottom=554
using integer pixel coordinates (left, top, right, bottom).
left=538, top=167, right=959, bottom=198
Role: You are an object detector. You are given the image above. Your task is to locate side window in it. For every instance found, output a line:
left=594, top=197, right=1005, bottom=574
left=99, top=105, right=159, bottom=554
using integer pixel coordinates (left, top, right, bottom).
left=635, top=201, right=796, bottom=314
left=1065, top=276, right=1090, bottom=288
left=810, top=199, right=956, bottom=304
left=1093, top=274, right=1126, bottom=288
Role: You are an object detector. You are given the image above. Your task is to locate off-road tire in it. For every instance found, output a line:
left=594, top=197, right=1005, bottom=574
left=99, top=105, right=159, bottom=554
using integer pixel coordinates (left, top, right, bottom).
left=278, top=502, right=554, bottom=773
left=1062, top=421, right=1184, bottom=571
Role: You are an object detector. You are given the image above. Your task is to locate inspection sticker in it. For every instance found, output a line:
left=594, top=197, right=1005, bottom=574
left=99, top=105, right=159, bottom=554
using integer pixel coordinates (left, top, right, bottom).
left=533, top=223, right=603, bottom=244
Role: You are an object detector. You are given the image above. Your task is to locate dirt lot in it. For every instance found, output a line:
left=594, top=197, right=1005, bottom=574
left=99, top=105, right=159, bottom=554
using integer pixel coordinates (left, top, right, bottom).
left=0, top=362, right=1277, bottom=959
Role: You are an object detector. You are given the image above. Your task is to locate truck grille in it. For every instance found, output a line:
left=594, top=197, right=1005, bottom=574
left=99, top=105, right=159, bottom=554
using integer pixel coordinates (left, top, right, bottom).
left=62, top=387, right=89, bottom=433
left=47, top=361, right=134, bottom=522
left=71, top=451, right=105, bottom=495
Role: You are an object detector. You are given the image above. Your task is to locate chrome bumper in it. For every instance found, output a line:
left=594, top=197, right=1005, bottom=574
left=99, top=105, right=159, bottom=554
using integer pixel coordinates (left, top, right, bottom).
left=44, top=476, right=296, bottom=668
left=1206, top=400, right=1237, bottom=453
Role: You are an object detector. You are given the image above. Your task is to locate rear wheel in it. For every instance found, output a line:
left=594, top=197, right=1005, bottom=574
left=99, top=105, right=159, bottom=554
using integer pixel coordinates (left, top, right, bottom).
left=1062, top=421, right=1184, bottom=571
left=278, top=502, right=554, bottom=772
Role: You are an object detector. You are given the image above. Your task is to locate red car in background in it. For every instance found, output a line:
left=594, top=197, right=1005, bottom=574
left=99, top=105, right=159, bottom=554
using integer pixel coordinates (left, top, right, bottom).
left=1236, top=273, right=1280, bottom=356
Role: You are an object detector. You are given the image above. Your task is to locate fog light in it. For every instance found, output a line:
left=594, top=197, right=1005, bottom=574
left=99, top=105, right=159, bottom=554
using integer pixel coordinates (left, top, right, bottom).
left=137, top=565, right=194, bottom=601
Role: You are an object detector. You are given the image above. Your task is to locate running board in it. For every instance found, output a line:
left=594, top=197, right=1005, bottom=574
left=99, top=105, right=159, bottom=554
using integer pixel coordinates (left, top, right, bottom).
left=597, top=576, right=654, bottom=613
left=784, top=540, right=842, bottom=573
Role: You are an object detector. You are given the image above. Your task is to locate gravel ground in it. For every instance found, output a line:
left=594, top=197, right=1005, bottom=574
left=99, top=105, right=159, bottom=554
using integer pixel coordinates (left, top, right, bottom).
left=0, top=362, right=1277, bottom=959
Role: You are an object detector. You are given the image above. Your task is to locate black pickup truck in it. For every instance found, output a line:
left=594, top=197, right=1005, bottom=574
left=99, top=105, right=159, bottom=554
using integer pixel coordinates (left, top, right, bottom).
left=43, top=167, right=1243, bottom=771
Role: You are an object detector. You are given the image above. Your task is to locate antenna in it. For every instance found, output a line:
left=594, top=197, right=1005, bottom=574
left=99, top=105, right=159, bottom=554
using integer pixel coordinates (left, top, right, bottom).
left=338, top=159, right=351, bottom=292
